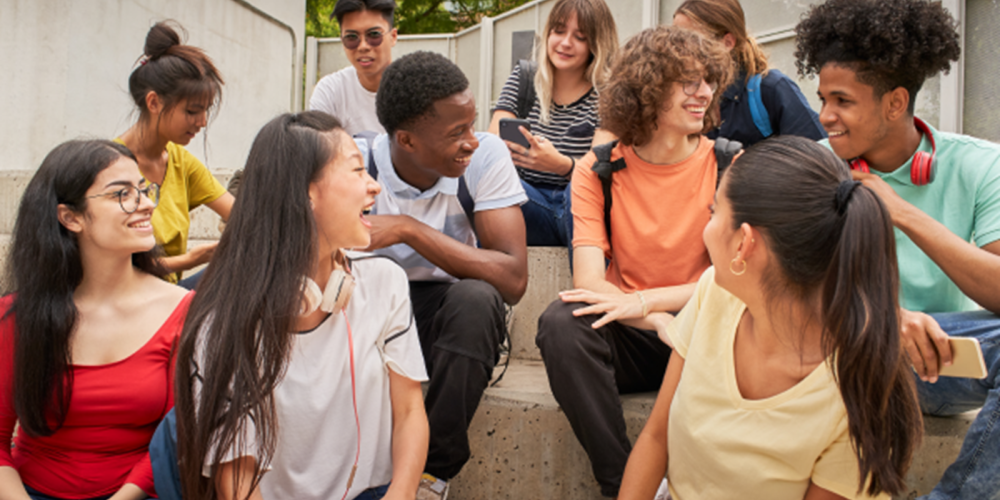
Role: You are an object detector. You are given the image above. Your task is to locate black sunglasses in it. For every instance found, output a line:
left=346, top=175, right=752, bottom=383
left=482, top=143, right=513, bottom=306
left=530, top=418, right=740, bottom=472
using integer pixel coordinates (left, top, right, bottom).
left=342, top=29, right=385, bottom=50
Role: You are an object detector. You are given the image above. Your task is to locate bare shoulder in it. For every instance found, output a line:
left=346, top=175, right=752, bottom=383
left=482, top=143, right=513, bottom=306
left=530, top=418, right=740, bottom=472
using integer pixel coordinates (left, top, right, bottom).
left=138, top=273, right=191, bottom=312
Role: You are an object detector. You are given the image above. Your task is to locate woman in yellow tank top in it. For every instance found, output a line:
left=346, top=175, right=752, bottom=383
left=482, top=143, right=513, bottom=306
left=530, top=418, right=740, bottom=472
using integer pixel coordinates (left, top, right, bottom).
left=118, top=21, right=234, bottom=287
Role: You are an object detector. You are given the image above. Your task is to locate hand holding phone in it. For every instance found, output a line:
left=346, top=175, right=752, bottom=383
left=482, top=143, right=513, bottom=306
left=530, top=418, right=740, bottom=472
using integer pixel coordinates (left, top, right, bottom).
left=937, top=337, right=987, bottom=379
left=499, top=118, right=532, bottom=150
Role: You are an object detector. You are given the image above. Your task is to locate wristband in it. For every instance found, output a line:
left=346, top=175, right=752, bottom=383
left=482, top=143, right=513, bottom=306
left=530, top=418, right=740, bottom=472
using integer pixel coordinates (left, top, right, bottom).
left=635, top=291, right=649, bottom=318
left=566, top=156, right=576, bottom=177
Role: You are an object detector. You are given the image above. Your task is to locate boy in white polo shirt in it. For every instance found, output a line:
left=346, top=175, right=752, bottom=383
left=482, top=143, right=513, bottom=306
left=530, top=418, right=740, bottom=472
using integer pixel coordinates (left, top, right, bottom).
left=309, top=0, right=397, bottom=135
left=360, top=51, right=528, bottom=499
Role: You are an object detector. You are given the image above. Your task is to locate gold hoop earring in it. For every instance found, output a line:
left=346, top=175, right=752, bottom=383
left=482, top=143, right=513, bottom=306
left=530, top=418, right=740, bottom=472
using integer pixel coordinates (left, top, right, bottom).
left=730, top=257, right=747, bottom=276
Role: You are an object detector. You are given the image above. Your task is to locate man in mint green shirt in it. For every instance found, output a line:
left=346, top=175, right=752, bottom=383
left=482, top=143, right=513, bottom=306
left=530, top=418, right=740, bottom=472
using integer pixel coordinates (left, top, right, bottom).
left=797, top=1, right=1000, bottom=498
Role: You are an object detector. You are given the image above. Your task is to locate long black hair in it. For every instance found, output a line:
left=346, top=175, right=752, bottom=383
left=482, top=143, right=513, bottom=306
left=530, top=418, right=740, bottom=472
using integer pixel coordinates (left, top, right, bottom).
left=175, top=111, right=343, bottom=499
left=4, top=139, right=164, bottom=437
left=724, top=136, right=921, bottom=496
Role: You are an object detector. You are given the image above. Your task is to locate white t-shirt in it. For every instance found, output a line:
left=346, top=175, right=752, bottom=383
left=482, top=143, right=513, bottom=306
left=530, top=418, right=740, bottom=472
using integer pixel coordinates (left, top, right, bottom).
left=665, top=268, right=885, bottom=500
left=309, top=66, right=385, bottom=136
left=358, top=132, right=527, bottom=282
left=196, top=253, right=428, bottom=499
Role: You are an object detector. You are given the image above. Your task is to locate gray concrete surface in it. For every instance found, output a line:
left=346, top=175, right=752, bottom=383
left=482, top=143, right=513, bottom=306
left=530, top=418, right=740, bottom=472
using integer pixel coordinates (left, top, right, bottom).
left=3, top=0, right=306, bottom=175
left=453, top=359, right=975, bottom=500
left=509, top=247, right=573, bottom=361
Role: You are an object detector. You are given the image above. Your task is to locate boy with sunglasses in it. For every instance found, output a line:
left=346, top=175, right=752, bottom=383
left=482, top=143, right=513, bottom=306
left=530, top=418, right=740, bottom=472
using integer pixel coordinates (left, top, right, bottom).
left=309, top=0, right=397, bottom=135
left=796, top=1, right=1000, bottom=498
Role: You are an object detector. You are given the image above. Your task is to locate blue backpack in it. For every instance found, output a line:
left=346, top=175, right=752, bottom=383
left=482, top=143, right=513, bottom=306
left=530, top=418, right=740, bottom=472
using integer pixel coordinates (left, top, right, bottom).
left=747, top=74, right=773, bottom=138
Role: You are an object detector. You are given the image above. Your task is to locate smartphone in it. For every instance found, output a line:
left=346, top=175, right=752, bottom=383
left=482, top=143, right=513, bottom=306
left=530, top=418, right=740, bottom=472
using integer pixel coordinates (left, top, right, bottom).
left=499, top=118, right=532, bottom=149
left=937, top=337, right=988, bottom=379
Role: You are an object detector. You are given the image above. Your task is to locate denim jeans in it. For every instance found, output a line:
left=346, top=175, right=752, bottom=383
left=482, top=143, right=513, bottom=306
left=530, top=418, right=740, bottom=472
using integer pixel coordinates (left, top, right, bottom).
left=520, top=180, right=573, bottom=252
left=917, top=310, right=1000, bottom=500
left=352, top=483, right=390, bottom=500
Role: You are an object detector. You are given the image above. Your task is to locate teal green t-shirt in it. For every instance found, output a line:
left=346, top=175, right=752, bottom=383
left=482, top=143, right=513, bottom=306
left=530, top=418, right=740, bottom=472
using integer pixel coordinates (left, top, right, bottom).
left=822, top=122, right=1000, bottom=313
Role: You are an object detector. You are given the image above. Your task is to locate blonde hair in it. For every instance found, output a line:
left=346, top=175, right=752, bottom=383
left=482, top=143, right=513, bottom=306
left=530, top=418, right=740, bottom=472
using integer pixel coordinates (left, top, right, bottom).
left=676, top=0, right=769, bottom=81
left=533, top=0, right=619, bottom=124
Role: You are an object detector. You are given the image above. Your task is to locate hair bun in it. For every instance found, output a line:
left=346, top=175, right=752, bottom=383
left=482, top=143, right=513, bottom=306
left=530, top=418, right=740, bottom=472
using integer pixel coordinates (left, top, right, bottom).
left=143, top=21, right=183, bottom=60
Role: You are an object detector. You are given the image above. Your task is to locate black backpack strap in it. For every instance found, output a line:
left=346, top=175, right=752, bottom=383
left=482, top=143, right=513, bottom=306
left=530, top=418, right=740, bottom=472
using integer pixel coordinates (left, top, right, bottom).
left=457, top=176, right=476, bottom=232
left=354, top=130, right=380, bottom=179
left=590, top=140, right=624, bottom=243
left=712, top=137, right=742, bottom=186
left=515, top=59, right=538, bottom=120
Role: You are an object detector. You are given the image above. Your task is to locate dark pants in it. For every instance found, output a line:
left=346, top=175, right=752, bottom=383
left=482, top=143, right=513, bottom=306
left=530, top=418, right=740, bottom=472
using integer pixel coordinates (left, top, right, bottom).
left=410, top=279, right=505, bottom=480
left=536, top=300, right=672, bottom=497
left=24, top=485, right=116, bottom=500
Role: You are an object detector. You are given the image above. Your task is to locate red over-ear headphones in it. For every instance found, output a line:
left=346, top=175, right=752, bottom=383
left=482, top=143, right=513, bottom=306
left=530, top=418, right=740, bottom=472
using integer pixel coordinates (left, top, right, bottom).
left=849, top=117, right=937, bottom=185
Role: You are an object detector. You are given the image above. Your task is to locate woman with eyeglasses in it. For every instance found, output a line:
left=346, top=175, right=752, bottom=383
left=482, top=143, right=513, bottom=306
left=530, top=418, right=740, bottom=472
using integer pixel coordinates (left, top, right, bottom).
left=0, top=140, right=193, bottom=500
left=534, top=26, right=735, bottom=497
left=118, top=21, right=233, bottom=289
left=673, top=0, right=825, bottom=147
left=488, top=0, right=619, bottom=250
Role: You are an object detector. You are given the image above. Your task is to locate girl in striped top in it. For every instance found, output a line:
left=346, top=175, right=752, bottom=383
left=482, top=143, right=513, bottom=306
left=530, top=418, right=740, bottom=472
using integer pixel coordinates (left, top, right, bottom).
left=488, top=0, right=618, bottom=248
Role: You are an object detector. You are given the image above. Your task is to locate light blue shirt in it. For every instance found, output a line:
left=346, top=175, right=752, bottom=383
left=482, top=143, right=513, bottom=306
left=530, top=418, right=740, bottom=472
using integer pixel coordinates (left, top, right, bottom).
left=822, top=122, right=1000, bottom=313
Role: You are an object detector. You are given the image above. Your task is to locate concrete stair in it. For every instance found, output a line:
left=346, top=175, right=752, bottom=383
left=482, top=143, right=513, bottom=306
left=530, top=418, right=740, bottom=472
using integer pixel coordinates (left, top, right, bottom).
left=448, top=247, right=976, bottom=500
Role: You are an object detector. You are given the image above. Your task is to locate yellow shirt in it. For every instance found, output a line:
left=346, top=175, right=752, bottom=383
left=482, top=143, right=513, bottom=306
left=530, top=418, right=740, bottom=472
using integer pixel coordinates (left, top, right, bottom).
left=665, top=268, right=886, bottom=500
left=115, top=139, right=226, bottom=283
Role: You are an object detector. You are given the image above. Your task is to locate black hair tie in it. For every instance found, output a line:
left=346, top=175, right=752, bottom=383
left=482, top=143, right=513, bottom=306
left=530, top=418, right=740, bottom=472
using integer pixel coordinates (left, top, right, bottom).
left=834, top=180, right=862, bottom=215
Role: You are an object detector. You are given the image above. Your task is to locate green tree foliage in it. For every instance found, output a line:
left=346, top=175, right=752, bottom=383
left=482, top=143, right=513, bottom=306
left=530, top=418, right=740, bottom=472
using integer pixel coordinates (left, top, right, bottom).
left=306, top=0, right=533, bottom=37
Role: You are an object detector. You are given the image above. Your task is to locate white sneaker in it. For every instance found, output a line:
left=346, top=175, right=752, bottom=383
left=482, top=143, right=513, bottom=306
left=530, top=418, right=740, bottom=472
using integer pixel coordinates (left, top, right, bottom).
left=416, top=473, right=449, bottom=500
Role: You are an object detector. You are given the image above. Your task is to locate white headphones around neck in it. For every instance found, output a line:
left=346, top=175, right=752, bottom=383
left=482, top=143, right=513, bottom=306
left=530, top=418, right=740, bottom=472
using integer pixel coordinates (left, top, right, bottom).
left=299, top=268, right=355, bottom=316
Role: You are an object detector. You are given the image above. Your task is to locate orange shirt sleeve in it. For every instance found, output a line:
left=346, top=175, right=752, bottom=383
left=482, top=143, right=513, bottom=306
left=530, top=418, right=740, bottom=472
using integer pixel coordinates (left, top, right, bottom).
left=571, top=150, right=611, bottom=254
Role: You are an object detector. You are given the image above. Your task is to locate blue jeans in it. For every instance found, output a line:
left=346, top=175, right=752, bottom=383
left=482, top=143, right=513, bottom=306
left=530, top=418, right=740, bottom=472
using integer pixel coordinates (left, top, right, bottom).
left=178, top=267, right=205, bottom=290
left=353, top=483, right=390, bottom=500
left=520, top=180, right=573, bottom=252
left=918, top=310, right=1000, bottom=500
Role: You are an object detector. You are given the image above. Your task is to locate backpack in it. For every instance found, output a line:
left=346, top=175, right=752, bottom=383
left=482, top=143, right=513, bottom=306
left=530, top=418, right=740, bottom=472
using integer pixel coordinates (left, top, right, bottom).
left=514, top=59, right=538, bottom=120
left=353, top=131, right=476, bottom=231
left=591, top=137, right=742, bottom=242
left=747, top=74, right=773, bottom=138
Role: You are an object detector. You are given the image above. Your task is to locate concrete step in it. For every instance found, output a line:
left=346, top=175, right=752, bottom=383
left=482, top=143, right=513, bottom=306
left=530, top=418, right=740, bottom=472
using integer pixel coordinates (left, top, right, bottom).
left=509, top=247, right=573, bottom=362
left=450, top=360, right=974, bottom=500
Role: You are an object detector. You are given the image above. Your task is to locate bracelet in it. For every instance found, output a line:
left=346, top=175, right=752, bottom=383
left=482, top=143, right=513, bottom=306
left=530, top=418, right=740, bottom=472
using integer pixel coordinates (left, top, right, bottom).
left=635, top=291, right=649, bottom=318
left=566, top=156, right=576, bottom=176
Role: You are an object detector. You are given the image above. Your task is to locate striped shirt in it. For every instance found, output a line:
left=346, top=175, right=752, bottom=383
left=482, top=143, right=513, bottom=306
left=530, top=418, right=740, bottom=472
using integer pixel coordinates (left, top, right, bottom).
left=494, top=65, right=600, bottom=187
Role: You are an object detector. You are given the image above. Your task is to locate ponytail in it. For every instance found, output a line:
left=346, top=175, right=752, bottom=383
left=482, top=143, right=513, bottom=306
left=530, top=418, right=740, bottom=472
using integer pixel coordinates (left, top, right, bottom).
left=128, top=21, right=224, bottom=120
left=822, top=182, right=922, bottom=496
left=726, top=136, right=922, bottom=497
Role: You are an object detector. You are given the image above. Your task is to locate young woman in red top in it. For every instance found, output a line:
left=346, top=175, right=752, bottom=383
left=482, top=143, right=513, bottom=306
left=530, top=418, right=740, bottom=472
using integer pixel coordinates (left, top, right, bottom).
left=0, top=140, right=192, bottom=500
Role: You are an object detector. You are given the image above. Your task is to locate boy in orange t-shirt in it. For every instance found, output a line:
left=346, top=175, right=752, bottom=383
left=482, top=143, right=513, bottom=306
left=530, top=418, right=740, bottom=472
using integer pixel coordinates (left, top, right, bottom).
left=535, top=26, right=735, bottom=498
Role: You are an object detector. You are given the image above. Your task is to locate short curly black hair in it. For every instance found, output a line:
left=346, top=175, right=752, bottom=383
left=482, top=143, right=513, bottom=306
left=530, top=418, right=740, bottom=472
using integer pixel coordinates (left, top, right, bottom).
left=376, top=51, right=470, bottom=136
left=795, top=0, right=960, bottom=113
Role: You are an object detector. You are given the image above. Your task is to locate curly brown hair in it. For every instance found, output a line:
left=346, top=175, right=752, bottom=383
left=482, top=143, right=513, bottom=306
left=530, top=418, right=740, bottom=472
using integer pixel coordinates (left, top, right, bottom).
left=599, top=26, right=733, bottom=147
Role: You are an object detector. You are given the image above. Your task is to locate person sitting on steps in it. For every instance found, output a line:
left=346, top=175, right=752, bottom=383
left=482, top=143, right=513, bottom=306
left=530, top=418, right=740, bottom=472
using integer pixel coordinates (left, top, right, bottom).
left=361, top=51, right=529, bottom=500
left=535, top=25, right=736, bottom=498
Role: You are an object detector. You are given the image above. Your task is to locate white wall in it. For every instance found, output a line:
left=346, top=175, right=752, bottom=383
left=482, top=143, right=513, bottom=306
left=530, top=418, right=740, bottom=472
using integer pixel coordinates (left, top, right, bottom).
left=0, top=0, right=306, bottom=173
